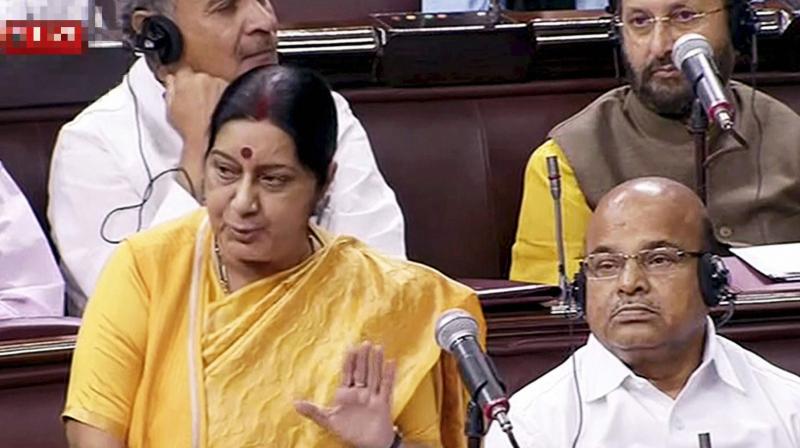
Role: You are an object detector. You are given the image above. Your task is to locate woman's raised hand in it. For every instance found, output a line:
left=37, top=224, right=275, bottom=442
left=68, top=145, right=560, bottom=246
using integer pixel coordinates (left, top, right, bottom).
left=295, top=342, right=398, bottom=448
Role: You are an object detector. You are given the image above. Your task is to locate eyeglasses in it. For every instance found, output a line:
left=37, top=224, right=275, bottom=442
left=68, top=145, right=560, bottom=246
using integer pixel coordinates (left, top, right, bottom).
left=617, top=7, right=726, bottom=37
left=583, top=247, right=704, bottom=279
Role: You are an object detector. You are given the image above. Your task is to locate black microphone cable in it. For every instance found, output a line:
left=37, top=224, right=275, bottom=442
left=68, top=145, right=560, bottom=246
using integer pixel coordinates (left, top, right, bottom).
left=99, top=69, right=196, bottom=245
left=568, top=306, right=585, bottom=448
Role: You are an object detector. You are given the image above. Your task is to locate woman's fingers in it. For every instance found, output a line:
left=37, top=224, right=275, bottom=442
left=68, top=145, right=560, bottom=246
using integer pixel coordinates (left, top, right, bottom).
left=379, top=359, right=397, bottom=403
left=353, top=342, right=369, bottom=387
left=341, top=348, right=357, bottom=387
left=368, top=345, right=383, bottom=395
left=294, top=400, right=330, bottom=429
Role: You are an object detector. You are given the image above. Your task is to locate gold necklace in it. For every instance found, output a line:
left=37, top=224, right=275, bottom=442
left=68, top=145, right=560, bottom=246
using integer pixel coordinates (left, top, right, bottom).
left=213, top=233, right=316, bottom=295
left=213, top=239, right=231, bottom=294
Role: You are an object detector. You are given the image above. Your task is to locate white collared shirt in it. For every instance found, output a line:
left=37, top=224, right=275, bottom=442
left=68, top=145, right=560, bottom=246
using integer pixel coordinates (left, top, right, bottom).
left=0, top=162, right=64, bottom=317
left=48, top=58, right=406, bottom=314
left=485, top=319, right=800, bottom=448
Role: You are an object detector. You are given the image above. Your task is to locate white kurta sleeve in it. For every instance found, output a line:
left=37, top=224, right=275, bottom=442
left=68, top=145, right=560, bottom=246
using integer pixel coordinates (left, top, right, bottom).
left=48, top=121, right=198, bottom=312
left=49, top=124, right=132, bottom=310
left=149, top=177, right=200, bottom=226
left=0, top=163, right=64, bottom=318
left=320, top=93, right=406, bottom=258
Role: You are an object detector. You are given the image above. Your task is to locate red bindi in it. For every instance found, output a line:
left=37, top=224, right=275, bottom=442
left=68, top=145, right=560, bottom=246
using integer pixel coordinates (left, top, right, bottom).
left=241, top=146, right=253, bottom=159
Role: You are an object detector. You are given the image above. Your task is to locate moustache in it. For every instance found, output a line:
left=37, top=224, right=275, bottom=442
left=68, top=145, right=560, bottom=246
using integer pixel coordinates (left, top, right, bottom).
left=642, top=57, right=680, bottom=80
left=243, top=34, right=279, bottom=56
left=610, top=299, right=661, bottom=317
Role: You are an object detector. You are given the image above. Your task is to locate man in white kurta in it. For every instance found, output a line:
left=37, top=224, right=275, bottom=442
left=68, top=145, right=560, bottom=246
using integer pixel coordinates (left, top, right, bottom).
left=485, top=321, right=800, bottom=447
left=0, top=162, right=64, bottom=317
left=485, top=178, right=800, bottom=448
left=48, top=1, right=406, bottom=315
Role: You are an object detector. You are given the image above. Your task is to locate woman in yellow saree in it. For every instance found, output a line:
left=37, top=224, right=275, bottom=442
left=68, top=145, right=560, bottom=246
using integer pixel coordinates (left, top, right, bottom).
left=63, top=65, right=484, bottom=448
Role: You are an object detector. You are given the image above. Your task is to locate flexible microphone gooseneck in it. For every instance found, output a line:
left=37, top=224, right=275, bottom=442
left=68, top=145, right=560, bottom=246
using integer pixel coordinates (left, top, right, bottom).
left=547, top=156, right=572, bottom=313
left=435, top=309, right=520, bottom=448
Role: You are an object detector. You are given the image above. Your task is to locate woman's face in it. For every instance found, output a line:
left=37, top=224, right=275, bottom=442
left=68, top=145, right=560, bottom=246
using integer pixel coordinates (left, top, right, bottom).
left=205, top=119, right=320, bottom=270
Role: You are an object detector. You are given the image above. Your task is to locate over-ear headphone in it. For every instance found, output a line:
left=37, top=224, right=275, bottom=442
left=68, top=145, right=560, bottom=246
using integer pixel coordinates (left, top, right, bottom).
left=571, top=252, right=734, bottom=313
left=606, top=0, right=758, bottom=57
left=132, top=15, right=184, bottom=65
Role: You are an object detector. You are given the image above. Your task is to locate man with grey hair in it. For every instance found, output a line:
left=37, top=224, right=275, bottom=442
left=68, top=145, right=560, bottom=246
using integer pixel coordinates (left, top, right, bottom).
left=48, top=0, right=406, bottom=315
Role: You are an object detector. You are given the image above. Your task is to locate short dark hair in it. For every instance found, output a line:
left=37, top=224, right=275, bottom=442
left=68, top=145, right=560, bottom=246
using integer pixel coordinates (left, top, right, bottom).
left=207, top=65, right=339, bottom=187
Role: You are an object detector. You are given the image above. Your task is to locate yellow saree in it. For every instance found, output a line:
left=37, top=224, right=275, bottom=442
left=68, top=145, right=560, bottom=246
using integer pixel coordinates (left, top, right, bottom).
left=64, top=209, right=484, bottom=447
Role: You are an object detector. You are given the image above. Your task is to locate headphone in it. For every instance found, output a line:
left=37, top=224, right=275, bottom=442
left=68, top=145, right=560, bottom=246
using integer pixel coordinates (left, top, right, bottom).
left=607, top=0, right=759, bottom=57
left=132, top=15, right=184, bottom=65
left=100, top=14, right=191, bottom=244
left=571, top=252, right=734, bottom=313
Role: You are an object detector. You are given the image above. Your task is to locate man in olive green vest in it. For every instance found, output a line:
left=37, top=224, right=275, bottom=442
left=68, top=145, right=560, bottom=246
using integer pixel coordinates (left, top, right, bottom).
left=511, top=0, right=800, bottom=285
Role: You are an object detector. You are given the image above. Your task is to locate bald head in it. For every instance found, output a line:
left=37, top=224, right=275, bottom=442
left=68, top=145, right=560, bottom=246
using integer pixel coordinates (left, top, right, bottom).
left=587, top=177, right=711, bottom=253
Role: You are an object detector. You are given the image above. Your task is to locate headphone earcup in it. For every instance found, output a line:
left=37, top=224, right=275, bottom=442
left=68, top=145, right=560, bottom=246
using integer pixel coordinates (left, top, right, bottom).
left=571, top=265, right=588, bottom=314
left=135, top=15, right=184, bottom=65
left=698, top=253, right=731, bottom=307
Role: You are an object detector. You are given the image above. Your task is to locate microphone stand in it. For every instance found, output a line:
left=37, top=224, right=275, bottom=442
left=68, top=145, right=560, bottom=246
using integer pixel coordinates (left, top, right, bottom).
left=487, top=0, right=502, bottom=28
left=547, top=156, right=573, bottom=315
left=690, top=98, right=709, bottom=205
left=463, top=364, right=520, bottom=448
left=465, top=401, right=484, bottom=448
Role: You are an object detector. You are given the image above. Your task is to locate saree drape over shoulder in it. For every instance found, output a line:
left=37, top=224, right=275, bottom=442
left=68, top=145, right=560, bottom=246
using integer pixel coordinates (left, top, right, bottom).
left=64, top=209, right=483, bottom=447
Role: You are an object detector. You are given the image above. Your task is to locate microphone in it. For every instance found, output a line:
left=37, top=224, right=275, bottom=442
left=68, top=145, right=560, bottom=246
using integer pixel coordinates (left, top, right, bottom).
left=698, top=433, right=712, bottom=448
left=547, top=156, right=570, bottom=312
left=486, top=0, right=503, bottom=28
left=673, top=33, right=735, bottom=131
left=546, top=156, right=561, bottom=201
left=435, top=309, right=519, bottom=446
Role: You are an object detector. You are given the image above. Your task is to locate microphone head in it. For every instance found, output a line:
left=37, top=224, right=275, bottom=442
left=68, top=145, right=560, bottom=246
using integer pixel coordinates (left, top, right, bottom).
left=435, top=309, right=479, bottom=353
left=672, top=33, right=714, bottom=69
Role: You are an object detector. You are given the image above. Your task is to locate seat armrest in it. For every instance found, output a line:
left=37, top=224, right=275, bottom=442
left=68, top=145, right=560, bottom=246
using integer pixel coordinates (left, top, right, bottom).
left=0, top=317, right=81, bottom=342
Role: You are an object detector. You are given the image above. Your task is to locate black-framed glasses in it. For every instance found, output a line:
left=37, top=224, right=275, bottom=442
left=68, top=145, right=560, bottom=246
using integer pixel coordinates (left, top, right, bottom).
left=583, top=247, right=704, bottom=279
left=616, top=6, right=726, bottom=36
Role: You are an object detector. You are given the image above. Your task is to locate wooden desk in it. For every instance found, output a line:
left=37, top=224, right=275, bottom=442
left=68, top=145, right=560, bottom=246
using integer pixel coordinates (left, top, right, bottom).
left=1, top=293, right=799, bottom=446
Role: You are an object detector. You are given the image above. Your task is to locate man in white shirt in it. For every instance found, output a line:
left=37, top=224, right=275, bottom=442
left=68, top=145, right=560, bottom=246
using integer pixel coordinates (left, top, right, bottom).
left=48, top=0, right=406, bottom=314
left=0, top=162, right=64, bottom=318
left=486, top=177, right=800, bottom=448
